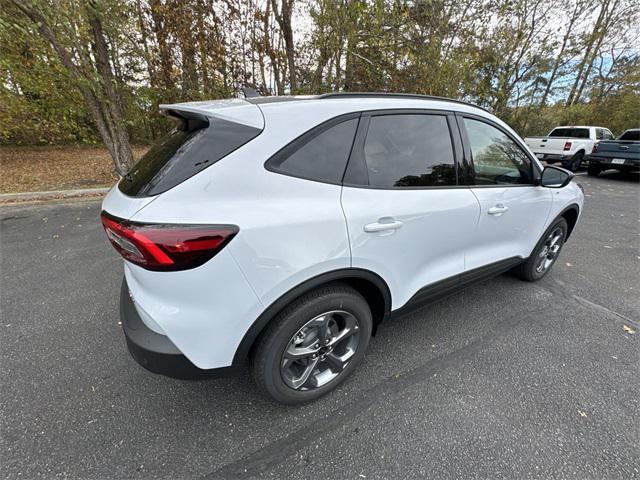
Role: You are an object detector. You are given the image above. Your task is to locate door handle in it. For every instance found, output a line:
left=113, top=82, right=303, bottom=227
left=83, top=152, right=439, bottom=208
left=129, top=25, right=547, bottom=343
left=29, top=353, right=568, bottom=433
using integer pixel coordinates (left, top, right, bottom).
left=487, top=204, right=509, bottom=216
left=364, top=218, right=404, bottom=233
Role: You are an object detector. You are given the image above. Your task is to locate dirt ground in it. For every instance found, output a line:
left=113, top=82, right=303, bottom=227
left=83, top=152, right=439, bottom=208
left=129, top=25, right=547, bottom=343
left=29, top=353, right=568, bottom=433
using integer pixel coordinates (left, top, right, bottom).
left=0, top=146, right=148, bottom=194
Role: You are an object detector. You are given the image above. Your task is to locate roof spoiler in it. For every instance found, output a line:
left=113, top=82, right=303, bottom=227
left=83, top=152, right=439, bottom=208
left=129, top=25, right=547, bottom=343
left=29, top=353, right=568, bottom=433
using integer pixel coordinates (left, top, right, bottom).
left=159, top=99, right=264, bottom=130
left=161, top=108, right=209, bottom=132
left=241, top=87, right=260, bottom=98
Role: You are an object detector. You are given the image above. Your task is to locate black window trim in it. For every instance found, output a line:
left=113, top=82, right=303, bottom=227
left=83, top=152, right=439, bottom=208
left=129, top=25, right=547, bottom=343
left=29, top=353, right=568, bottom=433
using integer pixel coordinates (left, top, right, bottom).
left=119, top=112, right=263, bottom=198
left=342, top=108, right=467, bottom=190
left=264, top=112, right=361, bottom=186
left=263, top=108, right=538, bottom=190
left=455, top=112, right=542, bottom=188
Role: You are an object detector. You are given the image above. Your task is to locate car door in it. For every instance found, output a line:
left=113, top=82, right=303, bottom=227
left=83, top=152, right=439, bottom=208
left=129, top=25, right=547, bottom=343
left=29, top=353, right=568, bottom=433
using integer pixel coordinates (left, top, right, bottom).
left=340, top=110, right=480, bottom=310
left=456, top=114, right=553, bottom=271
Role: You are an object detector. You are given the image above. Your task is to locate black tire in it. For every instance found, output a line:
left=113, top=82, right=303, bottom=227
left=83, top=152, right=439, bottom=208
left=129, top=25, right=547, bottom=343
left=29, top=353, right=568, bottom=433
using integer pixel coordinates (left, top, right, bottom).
left=587, top=165, right=601, bottom=176
left=513, top=218, right=568, bottom=282
left=251, top=284, right=372, bottom=405
left=567, top=151, right=584, bottom=172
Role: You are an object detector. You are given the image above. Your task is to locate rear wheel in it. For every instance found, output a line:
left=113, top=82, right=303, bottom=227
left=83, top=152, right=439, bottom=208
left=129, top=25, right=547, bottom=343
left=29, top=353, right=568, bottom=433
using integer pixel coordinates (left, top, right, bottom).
left=514, top=218, right=568, bottom=282
left=587, top=165, right=601, bottom=176
left=567, top=151, right=584, bottom=172
left=251, top=285, right=372, bottom=405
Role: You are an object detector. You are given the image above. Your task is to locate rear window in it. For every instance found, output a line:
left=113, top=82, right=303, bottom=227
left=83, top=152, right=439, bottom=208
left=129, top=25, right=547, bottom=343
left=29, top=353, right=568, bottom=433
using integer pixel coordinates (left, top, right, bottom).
left=119, top=113, right=262, bottom=197
left=265, top=115, right=359, bottom=184
left=549, top=128, right=589, bottom=139
left=619, top=130, right=639, bottom=141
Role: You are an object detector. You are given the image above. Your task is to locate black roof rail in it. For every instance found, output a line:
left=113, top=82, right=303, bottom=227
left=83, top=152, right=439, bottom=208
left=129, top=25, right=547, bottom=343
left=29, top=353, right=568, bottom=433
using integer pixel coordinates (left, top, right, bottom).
left=317, top=92, right=491, bottom=113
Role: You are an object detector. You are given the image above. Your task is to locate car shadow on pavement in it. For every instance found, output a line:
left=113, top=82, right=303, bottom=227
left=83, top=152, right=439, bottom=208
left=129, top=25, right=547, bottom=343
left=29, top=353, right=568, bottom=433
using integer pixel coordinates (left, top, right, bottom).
left=592, top=170, right=639, bottom=183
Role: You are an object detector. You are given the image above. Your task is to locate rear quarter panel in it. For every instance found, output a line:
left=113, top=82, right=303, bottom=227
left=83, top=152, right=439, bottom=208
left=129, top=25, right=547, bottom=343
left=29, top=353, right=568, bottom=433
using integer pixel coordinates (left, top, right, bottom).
left=128, top=100, right=357, bottom=315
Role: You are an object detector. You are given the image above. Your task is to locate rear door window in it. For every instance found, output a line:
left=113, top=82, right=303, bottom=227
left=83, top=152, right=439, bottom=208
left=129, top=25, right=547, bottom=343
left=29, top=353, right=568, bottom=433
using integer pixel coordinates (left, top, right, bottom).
left=360, top=114, right=456, bottom=187
left=119, top=113, right=262, bottom=197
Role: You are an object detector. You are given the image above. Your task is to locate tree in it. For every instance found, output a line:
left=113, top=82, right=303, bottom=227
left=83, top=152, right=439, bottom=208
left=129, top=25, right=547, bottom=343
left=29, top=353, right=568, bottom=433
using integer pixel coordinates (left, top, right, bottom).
left=8, top=0, right=134, bottom=175
left=539, top=0, right=591, bottom=107
left=1, top=0, right=639, bottom=154
left=271, top=0, right=296, bottom=92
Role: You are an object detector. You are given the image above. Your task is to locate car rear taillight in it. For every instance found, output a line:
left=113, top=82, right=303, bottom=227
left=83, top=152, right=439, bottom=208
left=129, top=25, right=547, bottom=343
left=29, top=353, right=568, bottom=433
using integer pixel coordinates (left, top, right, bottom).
left=592, top=143, right=598, bottom=153
left=563, top=141, right=572, bottom=151
left=100, top=212, right=238, bottom=271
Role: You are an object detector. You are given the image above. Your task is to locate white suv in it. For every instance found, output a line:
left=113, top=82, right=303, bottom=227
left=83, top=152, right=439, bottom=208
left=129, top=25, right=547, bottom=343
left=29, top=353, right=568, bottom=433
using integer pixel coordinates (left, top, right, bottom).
left=101, top=93, right=584, bottom=404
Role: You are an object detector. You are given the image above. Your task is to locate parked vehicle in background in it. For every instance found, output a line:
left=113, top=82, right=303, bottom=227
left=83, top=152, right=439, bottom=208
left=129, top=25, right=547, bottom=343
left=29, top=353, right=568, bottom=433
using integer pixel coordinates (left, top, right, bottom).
left=524, top=126, right=614, bottom=171
left=100, top=93, right=584, bottom=404
left=586, top=129, right=640, bottom=176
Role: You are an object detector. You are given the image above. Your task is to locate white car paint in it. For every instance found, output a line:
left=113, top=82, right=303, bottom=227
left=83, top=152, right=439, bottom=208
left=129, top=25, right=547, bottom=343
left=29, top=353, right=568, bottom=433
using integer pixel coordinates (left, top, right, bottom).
left=102, top=95, right=584, bottom=370
left=465, top=186, right=553, bottom=270
left=341, top=187, right=479, bottom=309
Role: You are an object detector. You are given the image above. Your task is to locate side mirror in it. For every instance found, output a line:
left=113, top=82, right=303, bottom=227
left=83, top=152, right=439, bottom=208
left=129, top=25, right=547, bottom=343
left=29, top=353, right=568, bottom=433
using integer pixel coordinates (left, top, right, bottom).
left=540, top=165, right=574, bottom=188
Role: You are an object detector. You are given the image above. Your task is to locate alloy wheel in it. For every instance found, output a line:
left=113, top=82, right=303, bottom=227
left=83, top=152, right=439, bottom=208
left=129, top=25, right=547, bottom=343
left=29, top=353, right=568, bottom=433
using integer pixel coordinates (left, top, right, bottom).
left=535, top=227, right=564, bottom=274
left=280, top=310, right=360, bottom=391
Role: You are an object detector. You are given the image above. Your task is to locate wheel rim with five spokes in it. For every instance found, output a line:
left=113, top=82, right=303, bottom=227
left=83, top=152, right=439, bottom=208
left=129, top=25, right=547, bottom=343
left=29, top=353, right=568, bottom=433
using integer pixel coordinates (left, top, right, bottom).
left=535, top=227, right=564, bottom=274
left=280, top=310, right=360, bottom=391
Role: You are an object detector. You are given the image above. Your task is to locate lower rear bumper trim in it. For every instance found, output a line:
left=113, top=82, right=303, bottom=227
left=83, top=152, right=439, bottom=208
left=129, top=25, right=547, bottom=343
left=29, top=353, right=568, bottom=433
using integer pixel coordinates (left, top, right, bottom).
left=120, top=278, right=239, bottom=380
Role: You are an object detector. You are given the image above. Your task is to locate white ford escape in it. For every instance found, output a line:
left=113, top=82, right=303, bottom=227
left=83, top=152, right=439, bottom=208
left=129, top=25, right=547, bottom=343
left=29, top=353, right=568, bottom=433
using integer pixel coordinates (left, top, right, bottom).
left=101, top=93, right=584, bottom=404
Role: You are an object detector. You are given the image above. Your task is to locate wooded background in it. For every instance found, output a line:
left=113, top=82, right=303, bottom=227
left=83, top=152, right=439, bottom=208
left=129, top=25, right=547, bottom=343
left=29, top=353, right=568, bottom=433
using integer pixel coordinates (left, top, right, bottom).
left=1, top=0, right=638, bottom=173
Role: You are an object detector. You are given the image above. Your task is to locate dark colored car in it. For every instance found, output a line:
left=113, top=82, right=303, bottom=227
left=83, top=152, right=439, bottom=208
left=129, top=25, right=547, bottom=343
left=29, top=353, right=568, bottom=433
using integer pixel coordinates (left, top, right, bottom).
left=587, top=129, right=640, bottom=176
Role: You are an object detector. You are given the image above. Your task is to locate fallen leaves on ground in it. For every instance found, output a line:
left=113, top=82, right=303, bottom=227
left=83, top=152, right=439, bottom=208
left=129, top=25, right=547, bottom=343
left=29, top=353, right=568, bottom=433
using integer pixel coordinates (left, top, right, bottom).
left=0, top=145, right=147, bottom=193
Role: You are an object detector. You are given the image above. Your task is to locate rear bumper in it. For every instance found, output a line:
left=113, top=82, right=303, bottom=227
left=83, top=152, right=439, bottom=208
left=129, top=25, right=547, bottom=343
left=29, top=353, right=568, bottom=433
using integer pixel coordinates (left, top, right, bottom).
left=535, top=153, right=574, bottom=164
left=120, top=279, right=238, bottom=379
left=586, top=156, right=639, bottom=169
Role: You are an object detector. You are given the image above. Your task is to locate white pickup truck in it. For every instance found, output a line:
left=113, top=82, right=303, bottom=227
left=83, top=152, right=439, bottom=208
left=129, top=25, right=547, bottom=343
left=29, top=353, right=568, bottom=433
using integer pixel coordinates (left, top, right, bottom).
left=524, top=126, right=614, bottom=171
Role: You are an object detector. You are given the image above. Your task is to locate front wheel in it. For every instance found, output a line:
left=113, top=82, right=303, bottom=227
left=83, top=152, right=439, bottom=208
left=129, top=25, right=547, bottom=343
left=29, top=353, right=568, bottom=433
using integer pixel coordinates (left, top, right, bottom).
left=251, top=284, right=372, bottom=405
left=514, top=218, right=568, bottom=282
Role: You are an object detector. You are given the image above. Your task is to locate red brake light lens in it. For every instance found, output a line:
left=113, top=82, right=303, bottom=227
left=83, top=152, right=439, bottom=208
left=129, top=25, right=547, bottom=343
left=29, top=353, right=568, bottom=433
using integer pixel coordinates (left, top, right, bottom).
left=563, top=141, right=572, bottom=151
left=592, top=143, right=598, bottom=153
left=100, top=212, right=238, bottom=271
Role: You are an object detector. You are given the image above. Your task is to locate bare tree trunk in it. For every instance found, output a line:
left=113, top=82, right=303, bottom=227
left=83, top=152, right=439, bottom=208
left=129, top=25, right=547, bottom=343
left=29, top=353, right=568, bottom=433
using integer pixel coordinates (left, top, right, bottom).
left=12, top=1, right=134, bottom=175
left=150, top=0, right=175, bottom=99
left=174, top=3, right=199, bottom=97
left=264, top=1, right=283, bottom=94
left=540, top=0, right=584, bottom=106
left=573, top=1, right=618, bottom=104
left=86, top=4, right=134, bottom=174
left=136, top=0, right=158, bottom=90
left=195, top=0, right=210, bottom=94
left=271, top=0, right=296, bottom=92
left=566, top=0, right=610, bottom=106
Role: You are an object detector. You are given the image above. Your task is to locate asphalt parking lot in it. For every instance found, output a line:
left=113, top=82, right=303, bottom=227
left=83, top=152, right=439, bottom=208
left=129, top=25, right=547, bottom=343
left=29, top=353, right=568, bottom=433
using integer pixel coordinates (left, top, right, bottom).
left=1, top=171, right=639, bottom=479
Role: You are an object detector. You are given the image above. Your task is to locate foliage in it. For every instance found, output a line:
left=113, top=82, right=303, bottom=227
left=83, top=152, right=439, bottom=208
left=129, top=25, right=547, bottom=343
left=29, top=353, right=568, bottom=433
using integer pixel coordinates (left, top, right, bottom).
left=0, top=0, right=638, bottom=161
left=0, top=14, right=97, bottom=144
